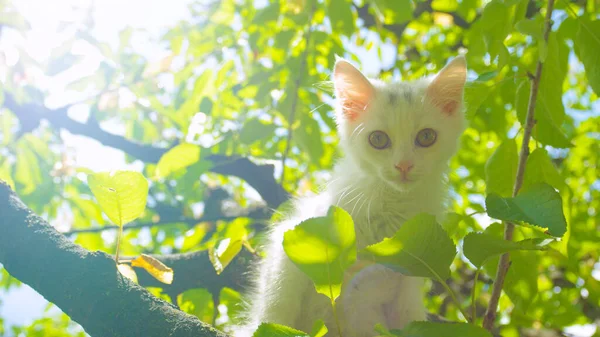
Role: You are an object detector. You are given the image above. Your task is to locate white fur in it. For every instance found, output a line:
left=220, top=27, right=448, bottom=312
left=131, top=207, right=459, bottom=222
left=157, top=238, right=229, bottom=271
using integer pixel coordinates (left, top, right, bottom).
left=235, top=57, right=467, bottom=337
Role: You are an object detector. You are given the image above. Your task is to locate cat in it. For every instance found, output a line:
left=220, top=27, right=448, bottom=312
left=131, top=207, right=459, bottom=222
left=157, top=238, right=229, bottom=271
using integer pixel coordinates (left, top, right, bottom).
left=235, top=55, right=467, bottom=337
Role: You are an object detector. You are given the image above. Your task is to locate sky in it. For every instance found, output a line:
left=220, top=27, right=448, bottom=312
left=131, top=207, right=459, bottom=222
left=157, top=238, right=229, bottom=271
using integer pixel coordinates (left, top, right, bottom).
left=0, top=0, right=597, bottom=336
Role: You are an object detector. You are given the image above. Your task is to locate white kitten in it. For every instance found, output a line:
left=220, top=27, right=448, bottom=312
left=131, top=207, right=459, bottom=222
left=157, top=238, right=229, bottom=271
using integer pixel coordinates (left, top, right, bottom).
left=235, top=56, right=467, bottom=337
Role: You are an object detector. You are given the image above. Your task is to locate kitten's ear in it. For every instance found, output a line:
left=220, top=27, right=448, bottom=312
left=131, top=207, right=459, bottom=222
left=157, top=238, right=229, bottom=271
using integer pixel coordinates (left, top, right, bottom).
left=333, top=58, right=375, bottom=121
left=426, top=56, right=467, bottom=116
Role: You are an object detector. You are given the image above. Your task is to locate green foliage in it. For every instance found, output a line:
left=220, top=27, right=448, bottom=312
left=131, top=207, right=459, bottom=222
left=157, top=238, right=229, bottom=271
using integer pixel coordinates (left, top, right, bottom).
left=155, top=143, right=203, bottom=179
left=384, top=321, right=492, bottom=337
left=283, top=206, right=356, bottom=301
left=574, top=19, right=600, bottom=95
left=486, top=183, right=567, bottom=237
left=360, top=213, right=456, bottom=280
left=485, top=139, right=517, bottom=197
left=463, top=232, right=552, bottom=268
left=1, top=0, right=599, bottom=336
left=88, top=171, right=149, bottom=226
left=252, top=323, right=309, bottom=337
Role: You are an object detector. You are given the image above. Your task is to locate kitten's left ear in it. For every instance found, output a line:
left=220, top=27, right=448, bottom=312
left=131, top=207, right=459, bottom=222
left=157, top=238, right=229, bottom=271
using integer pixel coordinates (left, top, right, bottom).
left=426, top=56, right=467, bottom=116
left=333, top=57, right=375, bottom=121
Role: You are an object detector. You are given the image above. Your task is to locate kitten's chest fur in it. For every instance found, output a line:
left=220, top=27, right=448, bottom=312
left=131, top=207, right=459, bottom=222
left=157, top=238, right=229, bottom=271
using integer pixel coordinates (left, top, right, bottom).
left=328, top=173, right=446, bottom=249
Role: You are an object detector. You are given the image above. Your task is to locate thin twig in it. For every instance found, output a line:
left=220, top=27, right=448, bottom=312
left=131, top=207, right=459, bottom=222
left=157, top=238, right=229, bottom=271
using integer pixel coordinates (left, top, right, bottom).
left=280, top=5, right=316, bottom=184
left=482, top=0, right=556, bottom=330
left=63, top=211, right=269, bottom=235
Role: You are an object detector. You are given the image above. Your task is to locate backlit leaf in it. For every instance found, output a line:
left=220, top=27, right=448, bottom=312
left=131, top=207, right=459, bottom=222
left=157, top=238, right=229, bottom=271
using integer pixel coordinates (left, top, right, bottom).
left=155, top=143, right=201, bottom=178
left=253, top=323, right=309, bottom=337
left=88, top=171, right=149, bottom=226
left=360, top=213, right=456, bottom=280
left=485, top=139, right=518, bottom=197
left=239, top=118, right=277, bottom=144
left=283, top=206, right=356, bottom=301
left=209, top=238, right=243, bottom=275
left=522, top=148, right=566, bottom=192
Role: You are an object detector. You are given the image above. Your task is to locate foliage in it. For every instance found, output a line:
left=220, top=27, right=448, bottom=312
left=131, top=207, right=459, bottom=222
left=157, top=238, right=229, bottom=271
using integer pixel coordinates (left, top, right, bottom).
left=0, top=0, right=599, bottom=336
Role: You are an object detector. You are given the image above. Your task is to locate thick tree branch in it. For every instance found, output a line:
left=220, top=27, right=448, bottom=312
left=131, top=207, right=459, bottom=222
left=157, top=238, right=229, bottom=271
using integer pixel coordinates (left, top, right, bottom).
left=482, top=0, right=556, bottom=330
left=3, top=94, right=289, bottom=209
left=0, top=181, right=228, bottom=337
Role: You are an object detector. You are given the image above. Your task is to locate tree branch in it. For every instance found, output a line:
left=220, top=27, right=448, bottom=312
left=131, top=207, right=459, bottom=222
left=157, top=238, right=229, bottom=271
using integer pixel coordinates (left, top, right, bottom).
left=64, top=206, right=270, bottom=235
left=0, top=181, right=229, bottom=337
left=482, top=0, right=556, bottom=330
left=3, top=94, right=289, bottom=209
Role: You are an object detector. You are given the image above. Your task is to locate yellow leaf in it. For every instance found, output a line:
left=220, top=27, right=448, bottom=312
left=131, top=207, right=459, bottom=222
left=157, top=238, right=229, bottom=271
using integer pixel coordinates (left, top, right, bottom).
left=209, top=238, right=242, bottom=275
left=117, top=264, right=138, bottom=284
left=131, top=254, right=174, bottom=284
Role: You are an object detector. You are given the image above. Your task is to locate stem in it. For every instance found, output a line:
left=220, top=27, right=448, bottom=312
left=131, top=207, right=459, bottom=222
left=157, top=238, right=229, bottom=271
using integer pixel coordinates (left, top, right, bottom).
left=115, top=224, right=123, bottom=264
left=439, top=279, right=471, bottom=323
left=482, top=0, right=556, bottom=330
left=331, top=300, right=344, bottom=337
left=280, top=5, right=316, bottom=184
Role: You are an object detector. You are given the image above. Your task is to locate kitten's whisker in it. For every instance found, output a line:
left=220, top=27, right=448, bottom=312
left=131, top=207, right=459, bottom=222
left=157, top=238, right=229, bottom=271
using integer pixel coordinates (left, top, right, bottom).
left=336, top=185, right=359, bottom=206
left=345, top=190, right=364, bottom=207
left=350, top=123, right=365, bottom=138
left=350, top=194, right=365, bottom=216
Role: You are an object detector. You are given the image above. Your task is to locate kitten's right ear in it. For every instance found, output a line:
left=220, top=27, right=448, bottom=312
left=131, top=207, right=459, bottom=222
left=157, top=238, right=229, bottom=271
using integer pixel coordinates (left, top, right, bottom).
left=333, top=58, right=375, bottom=121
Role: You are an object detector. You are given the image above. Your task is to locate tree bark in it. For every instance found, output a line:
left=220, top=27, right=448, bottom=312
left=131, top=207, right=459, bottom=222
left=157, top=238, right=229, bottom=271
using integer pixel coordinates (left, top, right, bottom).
left=0, top=181, right=229, bottom=337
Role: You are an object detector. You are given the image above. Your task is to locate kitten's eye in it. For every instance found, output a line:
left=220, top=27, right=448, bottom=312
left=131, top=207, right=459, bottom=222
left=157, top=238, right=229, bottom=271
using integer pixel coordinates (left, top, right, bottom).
left=415, top=128, right=437, bottom=147
left=369, top=130, right=390, bottom=149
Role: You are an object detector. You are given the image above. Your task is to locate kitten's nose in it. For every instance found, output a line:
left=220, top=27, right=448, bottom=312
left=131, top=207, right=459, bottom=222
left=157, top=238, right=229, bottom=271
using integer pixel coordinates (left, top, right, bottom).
left=395, top=161, right=414, bottom=173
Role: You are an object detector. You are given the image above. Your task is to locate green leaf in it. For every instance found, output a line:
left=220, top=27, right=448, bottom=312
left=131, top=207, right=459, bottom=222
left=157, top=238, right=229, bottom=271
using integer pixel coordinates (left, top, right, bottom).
left=155, top=143, right=201, bottom=178
left=295, top=113, right=324, bottom=165
left=359, top=213, right=456, bottom=280
left=178, top=288, right=214, bottom=323
left=515, top=34, right=572, bottom=148
left=522, top=149, right=566, bottom=192
left=515, top=17, right=543, bottom=40
left=480, top=1, right=511, bottom=60
left=372, top=0, right=414, bottom=25
left=574, top=19, right=600, bottom=95
left=464, top=82, right=492, bottom=119
left=252, top=2, right=280, bottom=24
left=475, top=71, right=498, bottom=82
left=252, top=323, right=309, bottom=337
left=310, top=320, right=328, bottom=337
left=463, top=232, right=553, bottom=268
left=392, top=321, right=492, bottom=337
left=485, top=139, right=518, bottom=197
left=327, top=0, right=355, bottom=37
left=88, top=171, right=149, bottom=226
left=283, top=206, right=356, bottom=301
left=239, top=118, right=277, bottom=144
left=485, top=183, right=567, bottom=237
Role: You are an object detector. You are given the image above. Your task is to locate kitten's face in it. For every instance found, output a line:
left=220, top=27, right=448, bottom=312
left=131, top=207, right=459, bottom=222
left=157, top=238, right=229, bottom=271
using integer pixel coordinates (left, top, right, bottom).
left=333, top=57, right=467, bottom=191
